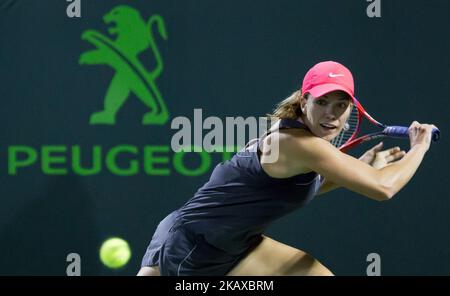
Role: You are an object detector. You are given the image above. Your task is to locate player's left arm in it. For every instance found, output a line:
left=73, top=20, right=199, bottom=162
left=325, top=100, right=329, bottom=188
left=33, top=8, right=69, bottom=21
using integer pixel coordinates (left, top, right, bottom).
left=317, top=142, right=406, bottom=196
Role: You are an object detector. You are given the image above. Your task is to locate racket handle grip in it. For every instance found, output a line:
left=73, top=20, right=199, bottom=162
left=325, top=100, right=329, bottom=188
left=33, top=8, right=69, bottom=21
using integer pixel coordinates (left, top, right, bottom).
left=384, top=126, right=440, bottom=142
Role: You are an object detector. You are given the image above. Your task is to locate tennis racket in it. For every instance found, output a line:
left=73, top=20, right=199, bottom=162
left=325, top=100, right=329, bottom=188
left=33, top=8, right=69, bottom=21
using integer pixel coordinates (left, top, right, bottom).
left=332, top=98, right=441, bottom=152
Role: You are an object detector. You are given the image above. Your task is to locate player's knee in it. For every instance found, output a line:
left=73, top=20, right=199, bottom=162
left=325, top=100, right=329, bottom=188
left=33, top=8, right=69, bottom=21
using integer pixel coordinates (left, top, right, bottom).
left=137, top=266, right=160, bottom=276
left=308, top=258, right=334, bottom=276
left=287, top=254, right=333, bottom=276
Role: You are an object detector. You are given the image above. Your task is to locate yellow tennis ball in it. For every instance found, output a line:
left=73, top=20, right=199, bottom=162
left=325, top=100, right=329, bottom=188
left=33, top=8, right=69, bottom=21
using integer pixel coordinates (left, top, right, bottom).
left=99, top=237, right=131, bottom=269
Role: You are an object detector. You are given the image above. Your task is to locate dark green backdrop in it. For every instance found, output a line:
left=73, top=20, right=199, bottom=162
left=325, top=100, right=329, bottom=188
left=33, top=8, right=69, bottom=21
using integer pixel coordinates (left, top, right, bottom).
left=0, top=0, right=448, bottom=275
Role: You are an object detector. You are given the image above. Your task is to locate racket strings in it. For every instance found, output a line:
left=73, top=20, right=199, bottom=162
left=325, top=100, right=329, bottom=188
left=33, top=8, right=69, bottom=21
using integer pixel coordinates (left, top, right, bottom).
left=331, top=106, right=359, bottom=148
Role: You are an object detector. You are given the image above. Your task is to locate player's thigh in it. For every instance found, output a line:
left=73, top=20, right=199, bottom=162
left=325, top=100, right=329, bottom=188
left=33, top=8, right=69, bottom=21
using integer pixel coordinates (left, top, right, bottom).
left=227, top=236, right=333, bottom=276
left=137, top=266, right=160, bottom=276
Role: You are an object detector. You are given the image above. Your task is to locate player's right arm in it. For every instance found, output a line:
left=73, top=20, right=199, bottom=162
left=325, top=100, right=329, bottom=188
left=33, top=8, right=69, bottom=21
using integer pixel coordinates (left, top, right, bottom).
left=263, top=121, right=436, bottom=201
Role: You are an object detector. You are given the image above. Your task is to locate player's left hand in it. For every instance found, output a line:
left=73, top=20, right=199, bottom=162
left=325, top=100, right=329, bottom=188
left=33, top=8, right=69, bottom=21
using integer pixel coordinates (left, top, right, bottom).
left=358, top=142, right=406, bottom=169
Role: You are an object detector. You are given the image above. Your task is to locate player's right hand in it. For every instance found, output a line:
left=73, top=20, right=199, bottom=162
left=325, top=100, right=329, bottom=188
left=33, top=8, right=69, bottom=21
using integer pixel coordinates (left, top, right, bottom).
left=408, top=121, right=438, bottom=151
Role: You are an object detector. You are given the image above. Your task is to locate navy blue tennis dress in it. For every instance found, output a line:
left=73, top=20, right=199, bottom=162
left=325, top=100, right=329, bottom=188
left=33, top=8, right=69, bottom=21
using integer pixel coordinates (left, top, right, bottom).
left=141, top=119, right=323, bottom=275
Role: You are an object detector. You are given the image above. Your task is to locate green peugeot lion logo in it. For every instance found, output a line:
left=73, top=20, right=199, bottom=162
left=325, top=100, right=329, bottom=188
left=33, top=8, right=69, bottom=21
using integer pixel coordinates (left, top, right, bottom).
left=79, top=5, right=169, bottom=125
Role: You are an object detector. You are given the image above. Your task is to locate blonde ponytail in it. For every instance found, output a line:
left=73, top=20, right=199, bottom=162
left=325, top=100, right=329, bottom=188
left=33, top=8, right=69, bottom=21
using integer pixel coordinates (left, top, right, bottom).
left=267, top=90, right=304, bottom=120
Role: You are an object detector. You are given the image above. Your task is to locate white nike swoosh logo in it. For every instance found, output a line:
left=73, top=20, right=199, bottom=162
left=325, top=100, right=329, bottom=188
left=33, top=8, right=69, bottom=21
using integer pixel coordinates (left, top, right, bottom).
left=328, top=73, right=344, bottom=78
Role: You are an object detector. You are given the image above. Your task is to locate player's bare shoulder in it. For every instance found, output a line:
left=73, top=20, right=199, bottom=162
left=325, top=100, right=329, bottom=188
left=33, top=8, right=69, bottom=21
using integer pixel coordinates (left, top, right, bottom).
left=260, top=128, right=317, bottom=178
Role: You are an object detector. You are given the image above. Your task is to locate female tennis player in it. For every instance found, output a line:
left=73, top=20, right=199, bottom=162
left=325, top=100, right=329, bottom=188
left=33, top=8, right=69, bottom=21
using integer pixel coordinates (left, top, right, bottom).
left=138, top=61, right=437, bottom=276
